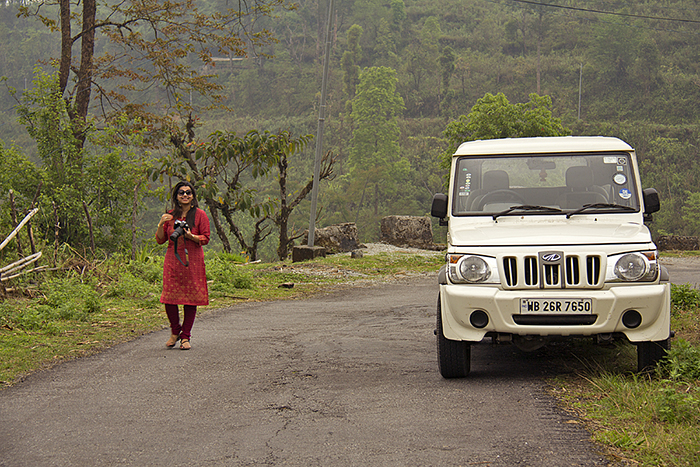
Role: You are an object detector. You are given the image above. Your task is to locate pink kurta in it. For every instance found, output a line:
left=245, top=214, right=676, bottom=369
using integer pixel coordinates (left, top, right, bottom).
left=157, top=208, right=210, bottom=306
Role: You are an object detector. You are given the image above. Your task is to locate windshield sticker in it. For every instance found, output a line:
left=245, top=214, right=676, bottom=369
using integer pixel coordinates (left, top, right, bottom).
left=618, top=188, right=632, bottom=200
left=613, top=173, right=627, bottom=185
left=604, top=156, right=618, bottom=164
left=617, top=165, right=624, bottom=171
left=458, top=170, right=471, bottom=196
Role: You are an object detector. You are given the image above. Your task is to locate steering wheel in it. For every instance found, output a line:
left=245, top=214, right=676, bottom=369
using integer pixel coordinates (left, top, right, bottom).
left=476, top=189, right=526, bottom=210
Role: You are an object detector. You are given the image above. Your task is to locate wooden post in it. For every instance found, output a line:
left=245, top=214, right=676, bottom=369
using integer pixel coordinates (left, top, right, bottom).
left=27, top=182, right=42, bottom=256
left=53, top=202, right=60, bottom=267
left=131, top=181, right=141, bottom=261
left=82, top=200, right=95, bottom=252
left=8, top=190, right=24, bottom=257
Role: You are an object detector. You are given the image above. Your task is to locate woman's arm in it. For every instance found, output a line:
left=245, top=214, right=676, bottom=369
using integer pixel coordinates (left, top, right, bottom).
left=156, top=213, right=173, bottom=244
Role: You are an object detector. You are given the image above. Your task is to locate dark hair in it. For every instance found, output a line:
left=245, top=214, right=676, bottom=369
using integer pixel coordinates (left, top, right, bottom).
left=170, top=181, right=198, bottom=220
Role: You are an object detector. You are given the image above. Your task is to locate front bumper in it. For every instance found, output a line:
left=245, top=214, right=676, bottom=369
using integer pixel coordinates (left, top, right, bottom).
left=439, top=283, right=671, bottom=343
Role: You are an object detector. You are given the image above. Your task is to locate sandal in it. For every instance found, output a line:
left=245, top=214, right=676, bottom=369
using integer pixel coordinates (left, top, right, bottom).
left=180, top=339, right=191, bottom=350
left=166, top=334, right=180, bottom=348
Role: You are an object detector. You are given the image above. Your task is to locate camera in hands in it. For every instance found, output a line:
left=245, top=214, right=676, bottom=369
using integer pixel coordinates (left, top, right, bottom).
left=170, top=220, right=189, bottom=241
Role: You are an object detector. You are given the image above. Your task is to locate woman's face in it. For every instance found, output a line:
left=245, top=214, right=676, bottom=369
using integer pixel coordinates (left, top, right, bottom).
left=176, top=186, right=194, bottom=207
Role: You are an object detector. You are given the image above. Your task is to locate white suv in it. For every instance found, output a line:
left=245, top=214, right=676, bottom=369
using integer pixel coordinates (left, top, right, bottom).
left=431, top=136, right=670, bottom=378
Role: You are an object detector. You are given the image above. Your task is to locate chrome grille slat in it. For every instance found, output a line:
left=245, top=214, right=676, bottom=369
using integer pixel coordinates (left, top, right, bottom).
left=503, top=257, right=517, bottom=287
left=524, top=256, right=538, bottom=286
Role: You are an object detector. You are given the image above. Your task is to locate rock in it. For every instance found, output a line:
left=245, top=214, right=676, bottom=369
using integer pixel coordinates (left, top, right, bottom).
left=301, top=223, right=361, bottom=254
left=291, top=245, right=326, bottom=262
left=380, top=216, right=435, bottom=249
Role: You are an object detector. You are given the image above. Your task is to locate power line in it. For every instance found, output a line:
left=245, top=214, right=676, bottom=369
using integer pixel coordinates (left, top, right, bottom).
left=508, top=0, right=700, bottom=24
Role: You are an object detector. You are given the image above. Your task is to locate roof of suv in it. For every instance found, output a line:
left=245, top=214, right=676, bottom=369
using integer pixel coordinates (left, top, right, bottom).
left=454, top=136, right=633, bottom=156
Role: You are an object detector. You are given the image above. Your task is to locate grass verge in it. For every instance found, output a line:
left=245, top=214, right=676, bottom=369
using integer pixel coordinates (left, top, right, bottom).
left=547, top=280, right=700, bottom=466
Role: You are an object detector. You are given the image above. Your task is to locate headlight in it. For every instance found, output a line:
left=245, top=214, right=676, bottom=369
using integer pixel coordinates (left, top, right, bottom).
left=610, top=251, right=658, bottom=282
left=448, top=255, right=491, bottom=283
left=615, top=253, right=647, bottom=281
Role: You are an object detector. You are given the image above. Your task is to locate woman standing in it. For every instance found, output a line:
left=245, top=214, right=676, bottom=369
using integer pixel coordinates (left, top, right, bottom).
left=155, top=181, right=210, bottom=350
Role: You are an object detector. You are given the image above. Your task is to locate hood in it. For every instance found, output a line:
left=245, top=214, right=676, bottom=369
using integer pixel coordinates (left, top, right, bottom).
left=449, top=217, right=653, bottom=247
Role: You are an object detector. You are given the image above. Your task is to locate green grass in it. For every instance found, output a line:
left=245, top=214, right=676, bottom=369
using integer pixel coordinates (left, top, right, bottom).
left=548, top=283, right=700, bottom=466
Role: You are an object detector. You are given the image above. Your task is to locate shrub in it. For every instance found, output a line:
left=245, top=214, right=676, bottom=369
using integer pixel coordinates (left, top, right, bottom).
left=670, top=284, right=700, bottom=310
left=128, top=258, right=163, bottom=284
left=43, top=278, right=101, bottom=317
left=656, top=384, right=700, bottom=425
left=205, top=252, right=253, bottom=291
left=659, top=339, right=700, bottom=381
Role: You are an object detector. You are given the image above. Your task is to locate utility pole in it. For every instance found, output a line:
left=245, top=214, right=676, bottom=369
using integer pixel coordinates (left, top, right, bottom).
left=292, top=0, right=334, bottom=262
left=307, top=0, right=334, bottom=248
left=578, top=63, right=583, bottom=120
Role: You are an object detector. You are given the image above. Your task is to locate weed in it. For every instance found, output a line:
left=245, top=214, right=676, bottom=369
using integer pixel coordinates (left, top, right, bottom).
left=656, top=384, right=700, bottom=425
left=671, top=284, right=700, bottom=310
left=205, top=252, right=253, bottom=291
left=659, top=339, right=700, bottom=381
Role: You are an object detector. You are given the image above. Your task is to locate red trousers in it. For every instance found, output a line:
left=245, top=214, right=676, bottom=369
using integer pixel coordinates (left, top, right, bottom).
left=164, top=304, right=197, bottom=340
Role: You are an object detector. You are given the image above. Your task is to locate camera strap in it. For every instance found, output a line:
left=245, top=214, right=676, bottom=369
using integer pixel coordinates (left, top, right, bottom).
left=173, top=208, right=197, bottom=267
left=173, top=209, right=196, bottom=267
left=173, top=236, right=189, bottom=267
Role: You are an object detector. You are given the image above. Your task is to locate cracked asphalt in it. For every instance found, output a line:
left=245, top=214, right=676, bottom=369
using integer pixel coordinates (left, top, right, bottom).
left=0, top=274, right=615, bottom=466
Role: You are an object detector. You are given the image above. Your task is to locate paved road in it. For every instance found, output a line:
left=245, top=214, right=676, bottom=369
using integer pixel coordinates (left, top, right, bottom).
left=661, top=256, right=700, bottom=288
left=0, top=275, right=611, bottom=467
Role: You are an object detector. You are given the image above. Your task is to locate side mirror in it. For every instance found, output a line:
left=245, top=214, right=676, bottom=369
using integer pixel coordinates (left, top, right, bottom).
left=431, top=193, right=448, bottom=226
left=643, top=188, right=660, bottom=215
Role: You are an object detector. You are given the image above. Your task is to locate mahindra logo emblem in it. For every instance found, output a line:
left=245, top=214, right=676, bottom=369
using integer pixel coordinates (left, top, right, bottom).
left=542, top=253, right=561, bottom=262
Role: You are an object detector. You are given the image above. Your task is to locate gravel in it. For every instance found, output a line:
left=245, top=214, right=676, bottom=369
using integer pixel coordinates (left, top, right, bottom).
left=350, top=242, right=444, bottom=257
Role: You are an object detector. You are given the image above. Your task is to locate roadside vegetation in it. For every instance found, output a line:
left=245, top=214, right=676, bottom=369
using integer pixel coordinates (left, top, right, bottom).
left=548, top=253, right=700, bottom=467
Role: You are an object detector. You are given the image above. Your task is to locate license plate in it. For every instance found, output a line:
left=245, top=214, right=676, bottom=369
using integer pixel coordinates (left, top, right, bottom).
left=520, top=298, right=592, bottom=314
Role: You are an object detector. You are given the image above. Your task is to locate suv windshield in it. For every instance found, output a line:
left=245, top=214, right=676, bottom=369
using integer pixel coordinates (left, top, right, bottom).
left=452, top=152, right=640, bottom=216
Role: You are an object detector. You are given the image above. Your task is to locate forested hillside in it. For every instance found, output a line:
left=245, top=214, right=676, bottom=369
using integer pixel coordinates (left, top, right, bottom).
left=2, top=0, right=700, bottom=259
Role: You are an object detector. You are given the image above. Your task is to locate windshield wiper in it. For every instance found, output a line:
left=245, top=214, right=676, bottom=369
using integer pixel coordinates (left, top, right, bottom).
left=492, top=205, right=564, bottom=220
left=566, top=203, right=637, bottom=219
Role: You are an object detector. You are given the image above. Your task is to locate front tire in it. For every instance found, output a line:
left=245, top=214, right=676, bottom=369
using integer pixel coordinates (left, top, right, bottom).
left=637, top=339, right=669, bottom=373
left=436, top=294, right=471, bottom=378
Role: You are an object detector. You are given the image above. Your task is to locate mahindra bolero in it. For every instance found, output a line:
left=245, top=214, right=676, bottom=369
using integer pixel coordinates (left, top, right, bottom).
left=431, top=136, right=670, bottom=378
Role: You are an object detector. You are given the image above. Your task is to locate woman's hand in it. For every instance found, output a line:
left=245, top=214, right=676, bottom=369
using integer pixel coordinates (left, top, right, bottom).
left=156, top=213, right=173, bottom=241
left=158, top=213, right=173, bottom=227
left=184, top=227, right=201, bottom=244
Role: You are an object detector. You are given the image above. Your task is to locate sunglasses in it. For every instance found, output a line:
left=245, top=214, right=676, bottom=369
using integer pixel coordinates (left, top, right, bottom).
left=177, top=190, right=193, bottom=196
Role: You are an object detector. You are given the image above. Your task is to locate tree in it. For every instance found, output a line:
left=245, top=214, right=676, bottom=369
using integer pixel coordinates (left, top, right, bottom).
left=17, top=0, right=292, bottom=148
left=12, top=68, right=151, bottom=251
left=273, top=149, right=336, bottom=260
left=439, top=46, right=456, bottom=96
left=444, top=92, right=570, bottom=147
left=341, top=24, right=363, bottom=101
left=441, top=92, right=570, bottom=180
left=158, top=119, right=334, bottom=260
left=348, top=66, right=407, bottom=219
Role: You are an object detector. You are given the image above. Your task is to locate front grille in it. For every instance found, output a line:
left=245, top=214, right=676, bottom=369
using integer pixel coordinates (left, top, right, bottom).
left=513, top=314, right=598, bottom=325
left=502, top=253, right=604, bottom=289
